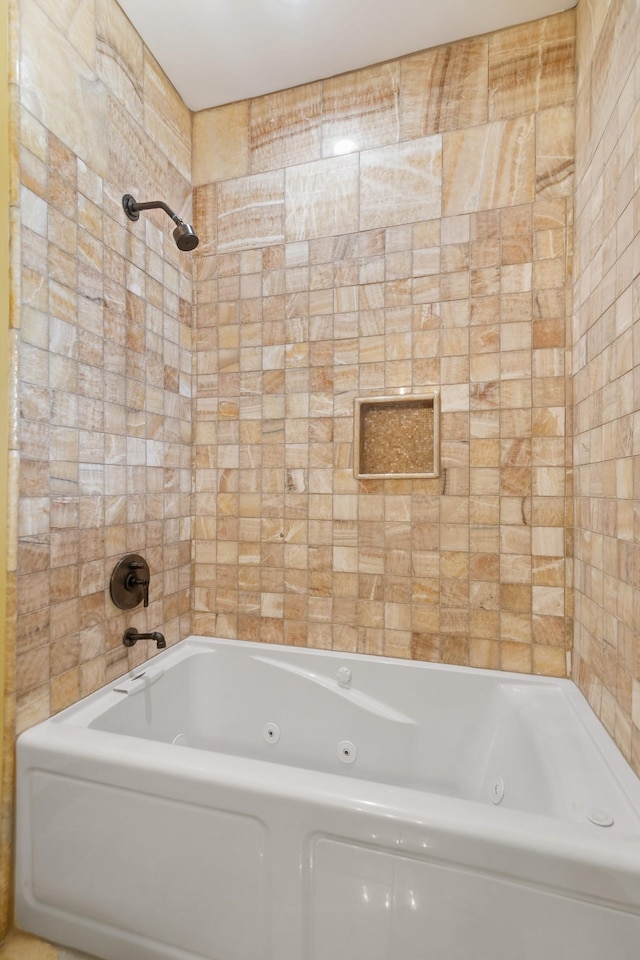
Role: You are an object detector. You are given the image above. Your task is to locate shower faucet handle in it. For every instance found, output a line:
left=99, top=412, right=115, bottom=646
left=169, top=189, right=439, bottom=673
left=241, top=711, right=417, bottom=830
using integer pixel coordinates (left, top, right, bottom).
left=127, top=560, right=149, bottom=606
left=110, top=554, right=151, bottom=610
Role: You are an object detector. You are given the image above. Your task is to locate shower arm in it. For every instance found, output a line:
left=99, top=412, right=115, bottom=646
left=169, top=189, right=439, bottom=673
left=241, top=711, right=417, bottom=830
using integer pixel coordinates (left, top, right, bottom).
left=122, top=193, right=199, bottom=251
left=122, top=194, right=185, bottom=226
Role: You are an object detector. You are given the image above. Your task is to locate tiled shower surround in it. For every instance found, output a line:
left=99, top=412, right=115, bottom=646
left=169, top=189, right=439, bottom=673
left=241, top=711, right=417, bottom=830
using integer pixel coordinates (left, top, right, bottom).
left=3, top=0, right=640, bottom=956
left=572, top=0, right=640, bottom=772
left=12, top=0, right=194, bottom=725
left=1, top=0, right=194, bottom=942
left=191, top=11, right=576, bottom=675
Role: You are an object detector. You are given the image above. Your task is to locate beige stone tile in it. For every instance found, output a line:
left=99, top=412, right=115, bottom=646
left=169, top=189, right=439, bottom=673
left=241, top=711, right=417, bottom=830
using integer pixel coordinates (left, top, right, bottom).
left=50, top=667, right=81, bottom=714
left=323, top=62, right=400, bottom=156
left=19, top=107, right=47, bottom=168
left=401, top=37, right=488, bottom=138
left=106, top=105, right=161, bottom=215
left=218, top=170, right=285, bottom=253
left=95, top=0, right=143, bottom=124
left=500, top=639, right=532, bottom=673
left=193, top=102, right=250, bottom=186
left=360, top=138, right=441, bottom=230
left=285, top=154, right=358, bottom=241
left=193, top=184, right=217, bottom=257
left=532, top=585, right=565, bottom=616
left=143, top=51, right=192, bottom=183
left=15, top=640, right=49, bottom=695
left=589, top=0, right=637, bottom=148
left=575, top=0, right=611, bottom=95
left=470, top=637, right=500, bottom=669
left=39, top=0, right=96, bottom=70
left=536, top=105, right=574, bottom=198
left=489, top=10, right=576, bottom=120
left=20, top=0, right=108, bottom=178
left=533, top=643, right=566, bottom=676
left=250, top=82, right=321, bottom=173
left=443, top=116, right=535, bottom=216
left=15, top=682, right=50, bottom=736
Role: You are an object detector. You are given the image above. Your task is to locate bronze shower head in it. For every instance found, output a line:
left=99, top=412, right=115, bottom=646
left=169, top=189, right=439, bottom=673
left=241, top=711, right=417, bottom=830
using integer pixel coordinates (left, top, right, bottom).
left=122, top=194, right=199, bottom=251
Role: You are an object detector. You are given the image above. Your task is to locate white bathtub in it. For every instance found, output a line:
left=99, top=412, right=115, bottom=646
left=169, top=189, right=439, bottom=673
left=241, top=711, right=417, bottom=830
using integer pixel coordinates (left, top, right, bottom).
left=15, top=636, right=640, bottom=960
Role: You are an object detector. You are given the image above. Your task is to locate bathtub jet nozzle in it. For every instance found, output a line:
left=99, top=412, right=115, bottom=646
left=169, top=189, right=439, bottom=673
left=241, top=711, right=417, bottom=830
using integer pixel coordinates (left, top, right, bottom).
left=122, top=194, right=199, bottom=251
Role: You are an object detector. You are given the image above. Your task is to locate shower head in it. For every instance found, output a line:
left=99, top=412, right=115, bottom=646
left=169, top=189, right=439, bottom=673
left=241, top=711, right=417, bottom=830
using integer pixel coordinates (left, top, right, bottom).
left=122, top=194, right=199, bottom=251
left=173, top=221, right=199, bottom=252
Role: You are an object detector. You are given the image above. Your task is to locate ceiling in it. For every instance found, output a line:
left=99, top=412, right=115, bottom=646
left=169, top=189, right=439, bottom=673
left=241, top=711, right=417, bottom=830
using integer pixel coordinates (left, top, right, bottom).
left=118, top=0, right=572, bottom=113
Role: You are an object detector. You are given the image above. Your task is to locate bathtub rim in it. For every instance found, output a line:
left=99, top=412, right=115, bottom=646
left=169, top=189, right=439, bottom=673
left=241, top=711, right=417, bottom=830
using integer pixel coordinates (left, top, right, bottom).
left=15, top=636, right=640, bottom=960
left=22, top=634, right=640, bottom=829
left=44, top=633, right=593, bottom=723
left=38, top=636, right=640, bottom=806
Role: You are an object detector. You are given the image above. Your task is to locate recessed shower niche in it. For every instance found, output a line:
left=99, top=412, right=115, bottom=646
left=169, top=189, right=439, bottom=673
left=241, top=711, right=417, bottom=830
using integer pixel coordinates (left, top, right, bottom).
left=354, top=393, right=440, bottom=480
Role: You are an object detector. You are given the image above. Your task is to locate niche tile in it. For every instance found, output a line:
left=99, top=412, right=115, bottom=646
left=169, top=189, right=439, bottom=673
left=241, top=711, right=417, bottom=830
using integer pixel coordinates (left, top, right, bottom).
left=354, top=393, right=440, bottom=479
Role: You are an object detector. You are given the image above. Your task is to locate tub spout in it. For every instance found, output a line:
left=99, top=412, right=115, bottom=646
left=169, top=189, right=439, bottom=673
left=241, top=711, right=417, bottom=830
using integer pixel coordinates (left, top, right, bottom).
left=123, top=627, right=166, bottom=649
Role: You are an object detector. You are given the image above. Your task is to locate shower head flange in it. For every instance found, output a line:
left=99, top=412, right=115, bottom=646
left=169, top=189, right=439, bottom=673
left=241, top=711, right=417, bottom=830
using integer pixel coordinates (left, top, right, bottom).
left=122, top=193, right=141, bottom=221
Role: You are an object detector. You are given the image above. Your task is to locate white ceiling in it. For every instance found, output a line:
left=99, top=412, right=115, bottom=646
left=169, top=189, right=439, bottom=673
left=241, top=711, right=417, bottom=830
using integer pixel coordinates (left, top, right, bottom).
left=118, top=0, right=572, bottom=113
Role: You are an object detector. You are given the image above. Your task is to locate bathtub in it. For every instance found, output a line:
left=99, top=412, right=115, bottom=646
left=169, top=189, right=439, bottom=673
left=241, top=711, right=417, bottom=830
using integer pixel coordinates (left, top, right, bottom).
left=15, top=636, right=640, bottom=960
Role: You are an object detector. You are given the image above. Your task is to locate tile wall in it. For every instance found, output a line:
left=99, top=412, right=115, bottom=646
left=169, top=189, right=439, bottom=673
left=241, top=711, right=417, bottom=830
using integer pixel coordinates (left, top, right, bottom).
left=7, top=0, right=640, bottom=951
left=572, top=0, right=640, bottom=775
left=0, top=4, right=586, bottom=957
left=1, top=0, right=194, bottom=943
left=12, top=0, right=194, bottom=727
left=192, top=11, right=576, bottom=675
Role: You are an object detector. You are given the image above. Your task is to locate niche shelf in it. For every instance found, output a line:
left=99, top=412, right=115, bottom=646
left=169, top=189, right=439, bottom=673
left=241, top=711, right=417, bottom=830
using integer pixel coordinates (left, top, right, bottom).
left=354, top=392, right=440, bottom=480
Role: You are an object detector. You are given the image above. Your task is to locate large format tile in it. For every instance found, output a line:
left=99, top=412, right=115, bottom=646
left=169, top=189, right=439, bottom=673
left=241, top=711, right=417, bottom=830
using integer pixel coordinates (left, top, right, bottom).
left=218, top=170, right=285, bottom=252
left=323, top=62, right=400, bottom=156
left=20, top=0, right=108, bottom=177
left=488, top=10, right=576, bottom=120
left=360, top=138, right=442, bottom=230
left=285, top=154, right=359, bottom=241
left=250, top=83, right=321, bottom=173
left=443, top=117, right=535, bottom=216
left=401, top=37, right=488, bottom=138
left=95, top=0, right=144, bottom=125
left=193, top=102, right=250, bottom=186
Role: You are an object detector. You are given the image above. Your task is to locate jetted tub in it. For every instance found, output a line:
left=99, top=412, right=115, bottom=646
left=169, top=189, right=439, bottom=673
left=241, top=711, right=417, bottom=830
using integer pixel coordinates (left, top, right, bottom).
left=16, top=636, right=640, bottom=960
